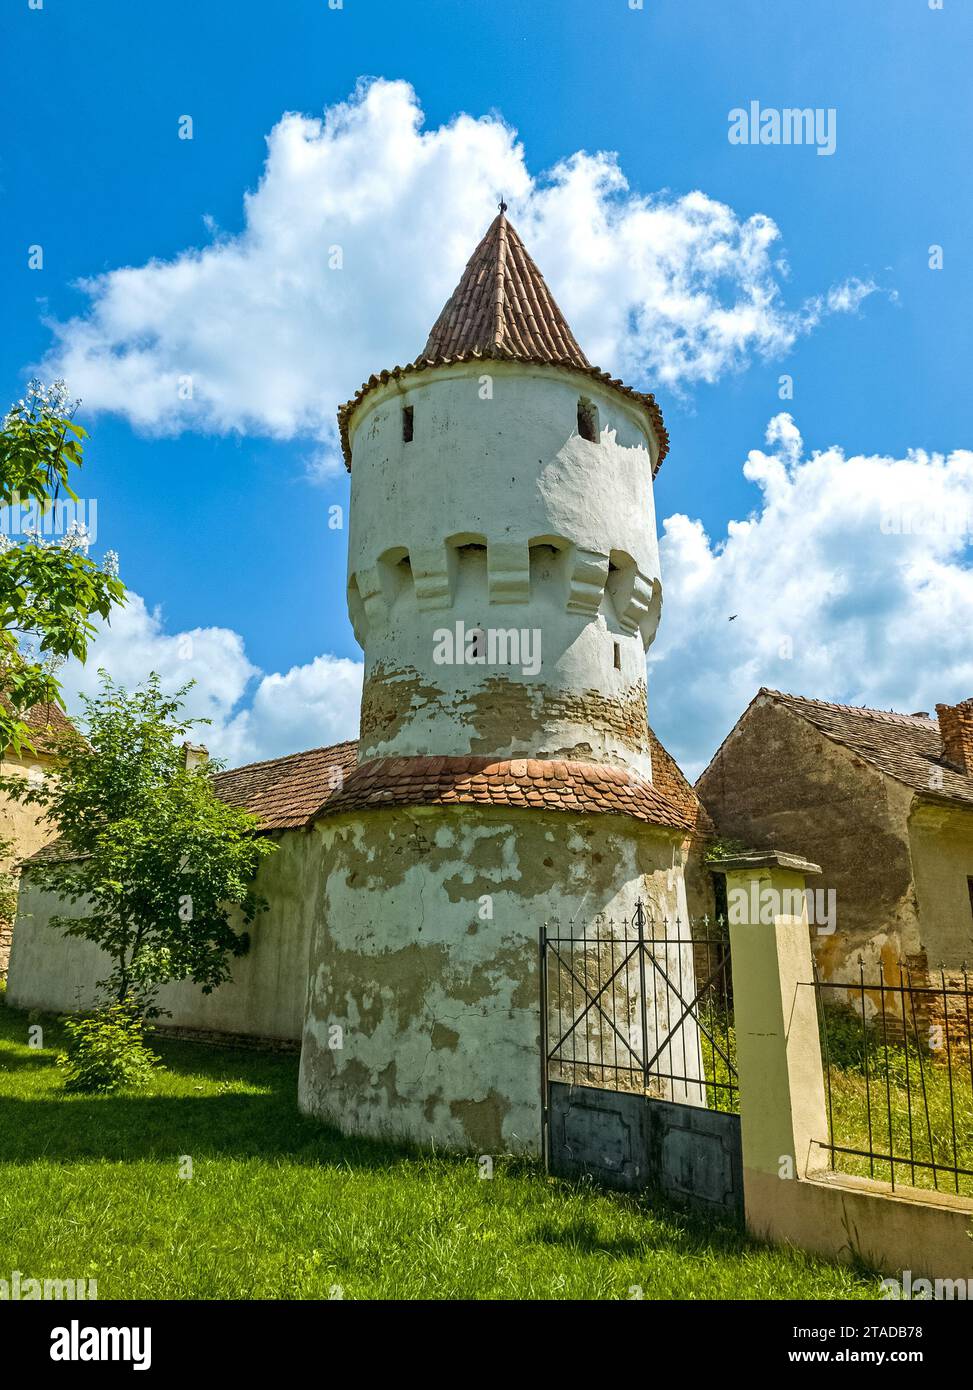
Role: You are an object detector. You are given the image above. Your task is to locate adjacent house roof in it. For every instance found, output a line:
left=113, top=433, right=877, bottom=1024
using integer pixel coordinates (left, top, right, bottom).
left=702, top=688, right=973, bottom=811
left=3, top=699, right=77, bottom=757
left=211, top=740, right=358, bottom=831
left=337, top=210, right=669, bottom=474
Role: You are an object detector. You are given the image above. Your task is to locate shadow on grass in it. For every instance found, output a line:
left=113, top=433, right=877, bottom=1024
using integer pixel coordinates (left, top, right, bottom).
left=0, top=1002, right=431, bottom=1172
left=530, top=1217, right=648, bottom=1258
left=539, top=1178, right=751, bottom=1251
left=0, top=1091, right=427, bottom=1170
left=0, top=1045, right=61, bottom=1074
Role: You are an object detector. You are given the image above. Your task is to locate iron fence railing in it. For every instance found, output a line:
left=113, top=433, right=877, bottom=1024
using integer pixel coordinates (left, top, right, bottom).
left=541, top=901, right=737, bottom=1113
left=808, top=961, right=973, bottom=1196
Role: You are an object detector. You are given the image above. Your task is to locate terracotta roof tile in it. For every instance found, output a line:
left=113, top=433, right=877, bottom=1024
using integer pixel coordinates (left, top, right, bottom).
left=421, top=213, right=589, bottom=369
left=3, top=699, right=77, bottom=756
left=211, top=740, right=358, bottom=831
left=337, top=213, right=669, bottom=474
left=313, top=753, right=697, bottom=831
left=722, top=689, right=973, bottom=810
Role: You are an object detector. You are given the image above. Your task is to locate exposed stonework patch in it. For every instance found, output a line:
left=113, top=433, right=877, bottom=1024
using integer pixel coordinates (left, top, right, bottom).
left=464, top=675, right=649, bottom=759
left=431, top=1022, right=460, bottom=1050
left=359, top=665, right=649, bottom=764
left=359, top=668, right=446, bottom=751
left=448, top=1091, right=511, bottom=1153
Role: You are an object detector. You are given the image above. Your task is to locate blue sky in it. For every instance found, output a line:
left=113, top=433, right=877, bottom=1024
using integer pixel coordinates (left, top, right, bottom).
left=2, top=0, right=972, bottom=773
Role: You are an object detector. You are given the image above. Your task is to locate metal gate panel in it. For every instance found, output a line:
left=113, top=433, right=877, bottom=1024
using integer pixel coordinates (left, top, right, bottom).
left=547, top=1081, right=743, bottom=1217
left=547, top=1081, right=649, bottom=1190
left=645, top=1098, right=743, bottom=1218
left=541, top=903, right=743, bottom=1220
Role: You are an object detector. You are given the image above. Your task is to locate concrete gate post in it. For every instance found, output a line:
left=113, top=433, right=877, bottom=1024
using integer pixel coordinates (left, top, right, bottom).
left=717, top=850, right=829, bottom=1231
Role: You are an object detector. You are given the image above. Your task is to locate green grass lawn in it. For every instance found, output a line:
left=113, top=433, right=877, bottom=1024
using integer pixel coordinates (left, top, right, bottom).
left=0, top=999, right=884, bottom=1301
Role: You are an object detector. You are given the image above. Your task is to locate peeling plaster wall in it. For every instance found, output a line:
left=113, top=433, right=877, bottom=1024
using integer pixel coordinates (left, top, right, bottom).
left=5, top=830, right=319, bottom=1040
left=298, top=804, right=693, bottom=1155
left=696, top=699, right=922, bottom=983
left=346, top=362, right=663, bottom=775
left=908, top=801, right=973, bottom=967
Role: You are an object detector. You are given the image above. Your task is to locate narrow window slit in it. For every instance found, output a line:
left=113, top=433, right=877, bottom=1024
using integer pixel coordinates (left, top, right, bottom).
left=402, top=405, right=414, bottom=442
left=577, top=398, right=598, bottom=442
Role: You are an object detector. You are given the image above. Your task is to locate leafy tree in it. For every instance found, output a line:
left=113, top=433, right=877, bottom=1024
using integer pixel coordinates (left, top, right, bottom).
left=0, top=380, right=125, bottom=754
left=0, top=672, right=276, bottom=1015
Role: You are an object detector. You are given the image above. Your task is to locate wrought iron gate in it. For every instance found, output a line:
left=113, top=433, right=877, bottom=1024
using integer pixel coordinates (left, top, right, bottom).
left=540, top=901, right=743, bottom=1219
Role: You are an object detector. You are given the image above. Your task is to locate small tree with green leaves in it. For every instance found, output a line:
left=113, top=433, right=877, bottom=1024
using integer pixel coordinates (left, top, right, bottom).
left=0, top=380, right=125, bottom=755
left=0, top=671, right=276, bottom=1018
left=59, top=1001, right=161, bottom=1093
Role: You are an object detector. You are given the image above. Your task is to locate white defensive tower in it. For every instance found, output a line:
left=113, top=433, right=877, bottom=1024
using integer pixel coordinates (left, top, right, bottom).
left=343, top=209, right=668, bottom=777
left=299, top=210, right=700, bottom=1154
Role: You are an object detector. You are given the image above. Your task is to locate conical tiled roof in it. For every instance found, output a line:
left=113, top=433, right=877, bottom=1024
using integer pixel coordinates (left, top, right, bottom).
left=337, top=211, right=669, bottom=473
left=418, top=212, right=589, bottom=369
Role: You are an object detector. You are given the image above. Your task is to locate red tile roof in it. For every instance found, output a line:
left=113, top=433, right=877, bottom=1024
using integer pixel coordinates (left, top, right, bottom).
left=215, top=729, right=703, bottom=835
left=5, top=699, right=77, bottom=756
left=312, top=751, right=699, bottom=833
left=25, top=731, right=706, bottom=865
left=706, top=688, right=973, bottom=810
left=337, top=212, right=669, bottom=474
left=421, top=212, right=589, bottom=368
left=648, top=728, right=714, bottom=836
left=211, top=740, right=358, bottom=831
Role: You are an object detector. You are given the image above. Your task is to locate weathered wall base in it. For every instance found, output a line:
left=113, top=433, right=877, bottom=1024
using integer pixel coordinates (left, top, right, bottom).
left=5, top=830, right=319, bottom=1040
left=299, top=804, right=691, bottom=1155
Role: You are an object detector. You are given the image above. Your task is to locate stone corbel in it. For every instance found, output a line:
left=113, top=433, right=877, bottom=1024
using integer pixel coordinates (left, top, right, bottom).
left=355, top=564, right=388, bottom=632
left=411, top=543, right=453, bottom=611
left=566, top=546, right=610, bottom=617
left=488, top=540, right=530, bottom=605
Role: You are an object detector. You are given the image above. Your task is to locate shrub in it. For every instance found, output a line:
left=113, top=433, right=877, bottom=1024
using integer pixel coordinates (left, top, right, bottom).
left=59, top=1002, right=160, bottom=1094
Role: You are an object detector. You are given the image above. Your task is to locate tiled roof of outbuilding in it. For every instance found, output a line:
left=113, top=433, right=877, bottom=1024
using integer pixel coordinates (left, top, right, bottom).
left=337, top=212, right=669, bottom=474
left=4, top=699, right=77, bottom=756
left=648, top=728, right=714, bottom=835
left=211, top=740, right=358, bottom=831
left=706, top=689, right=973, bottom=810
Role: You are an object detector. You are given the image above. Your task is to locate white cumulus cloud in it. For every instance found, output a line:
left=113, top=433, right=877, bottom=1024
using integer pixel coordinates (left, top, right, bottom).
left=651, top=416, right=973, bottom=778
left=41, top=79, right=878, bottom=475
left=57, top=592, right=362, bottom=768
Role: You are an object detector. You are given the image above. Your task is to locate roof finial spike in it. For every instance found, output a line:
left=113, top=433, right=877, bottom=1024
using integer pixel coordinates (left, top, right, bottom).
left=498, top=196, right=508, bottom=214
